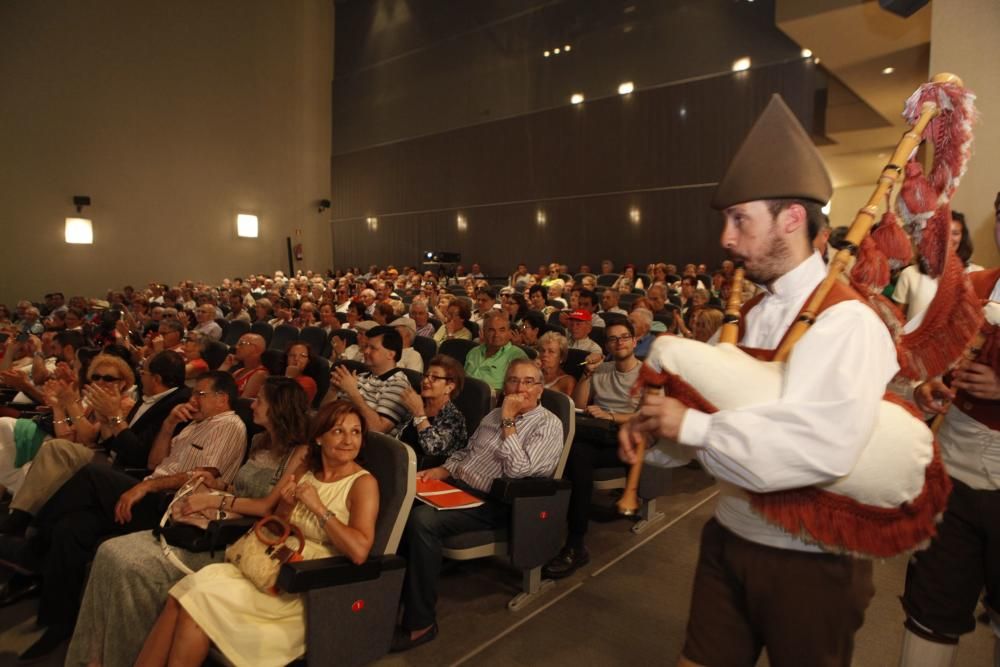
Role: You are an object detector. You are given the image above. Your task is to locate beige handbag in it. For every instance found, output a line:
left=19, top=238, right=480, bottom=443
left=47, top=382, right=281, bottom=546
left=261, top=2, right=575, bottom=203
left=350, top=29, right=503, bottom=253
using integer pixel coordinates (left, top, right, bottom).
left=225, top=515, right=305, bottom=594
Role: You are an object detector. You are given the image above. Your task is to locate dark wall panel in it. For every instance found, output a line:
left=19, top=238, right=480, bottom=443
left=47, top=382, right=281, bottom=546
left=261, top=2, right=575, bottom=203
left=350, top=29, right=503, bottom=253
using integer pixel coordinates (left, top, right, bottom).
left=330, top=60, right=818, bottom=274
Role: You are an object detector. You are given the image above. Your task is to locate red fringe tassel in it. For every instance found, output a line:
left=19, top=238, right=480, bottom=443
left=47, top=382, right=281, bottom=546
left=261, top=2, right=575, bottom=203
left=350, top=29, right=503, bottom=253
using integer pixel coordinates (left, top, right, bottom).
left=851, top=237, right=891, bottom=293
left=897, top=248, right=985, bottom=380
left=871, top=212, right=913, bottom=268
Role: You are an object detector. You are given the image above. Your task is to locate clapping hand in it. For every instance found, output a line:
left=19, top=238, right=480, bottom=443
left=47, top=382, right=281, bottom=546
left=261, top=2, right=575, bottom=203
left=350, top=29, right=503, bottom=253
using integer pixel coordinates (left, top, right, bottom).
left=84, top=382, right=121, bottom=419
left=330, top=365, right=359, bottom=396
left=400, top=386, right=425, bottom=415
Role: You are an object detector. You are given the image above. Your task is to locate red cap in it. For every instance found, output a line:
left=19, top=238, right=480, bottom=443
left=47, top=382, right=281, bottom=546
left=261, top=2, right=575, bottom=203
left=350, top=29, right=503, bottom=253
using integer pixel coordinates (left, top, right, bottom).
left=567, top=309, right=592, bottom=322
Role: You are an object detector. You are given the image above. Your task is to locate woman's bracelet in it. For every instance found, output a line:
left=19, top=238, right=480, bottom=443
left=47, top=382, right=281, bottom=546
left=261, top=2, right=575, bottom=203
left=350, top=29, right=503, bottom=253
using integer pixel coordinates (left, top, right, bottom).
left=53, top=416, right=74, bottom=426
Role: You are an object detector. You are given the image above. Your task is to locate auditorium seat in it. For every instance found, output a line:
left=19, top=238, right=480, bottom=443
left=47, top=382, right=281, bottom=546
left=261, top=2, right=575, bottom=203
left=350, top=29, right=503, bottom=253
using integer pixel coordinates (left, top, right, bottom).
left=411, top=335, right=436, bottom=368
left=439, top=339, right=477, bottom=366
left=440, top=389, right=575, bottom=610
left=596, top=273, right=619, bottom=287
left=269, top=324, right=299, bottom=352
left=223, top=319, right=250, bottom=346
left=274, top=432, right=415, bottom=666
left=298, top=326, right=328, bottom=357
left=250, top=321, right=274, bottom=346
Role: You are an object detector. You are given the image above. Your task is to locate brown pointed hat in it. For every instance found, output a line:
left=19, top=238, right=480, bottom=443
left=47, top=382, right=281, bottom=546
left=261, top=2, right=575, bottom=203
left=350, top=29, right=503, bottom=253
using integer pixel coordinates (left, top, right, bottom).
left=711, top=94, right=832, bottom=210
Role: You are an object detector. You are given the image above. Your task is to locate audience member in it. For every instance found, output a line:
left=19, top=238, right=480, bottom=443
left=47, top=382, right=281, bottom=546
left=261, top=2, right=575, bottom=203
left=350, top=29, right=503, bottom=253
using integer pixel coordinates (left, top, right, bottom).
left=328, top=325, right=410, bottom=433
left=464, top=311, right=527, bottom=392
left=2, top=371, right=246, bottom=660
left=220, top=334, right=267, bottom=398
left=393, top=354, right=468, bottom=470
left=433, top=300, right=472, bottom=346
left=536, top=331, right=575, bottom=395
left=135, top=400, right=377, bottom=667
left=392, top=317, right=424, bottom=372
left=65, top=377, right=310, bottom=667
left=393, top=359, right=563, bottom=651
left=565, top=310, right=602, bottom=356
left=192, top=304, right=223, bottom=341
left=544, top=320, right=640, bottom=578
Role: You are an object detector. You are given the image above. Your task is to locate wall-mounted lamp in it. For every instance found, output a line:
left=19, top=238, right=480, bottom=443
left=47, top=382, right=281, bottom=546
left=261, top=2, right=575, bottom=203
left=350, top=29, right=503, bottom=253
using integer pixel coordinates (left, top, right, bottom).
left=456, top=213, right=468, bottom=232
left=66, top=195, right=93, bottom=244
left=237, top=213, right=259, bottom=238
left=629, top=206, right=641, bottom=225
left=366, top=216, right=378, bottom=231
left=318, top=199, right=331, bottom=213
left=536, top=209, right=547, bottom=226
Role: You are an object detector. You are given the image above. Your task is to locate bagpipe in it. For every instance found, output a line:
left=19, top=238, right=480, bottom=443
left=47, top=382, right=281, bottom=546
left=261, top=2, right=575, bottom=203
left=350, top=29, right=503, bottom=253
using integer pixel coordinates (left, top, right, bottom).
left=619, top=74, right=984, bottom=559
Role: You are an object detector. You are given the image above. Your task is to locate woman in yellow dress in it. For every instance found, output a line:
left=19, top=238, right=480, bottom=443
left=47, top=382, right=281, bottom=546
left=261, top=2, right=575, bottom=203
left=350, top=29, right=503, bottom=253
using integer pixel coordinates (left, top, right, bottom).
left=135, top=400, right=380, bottom=667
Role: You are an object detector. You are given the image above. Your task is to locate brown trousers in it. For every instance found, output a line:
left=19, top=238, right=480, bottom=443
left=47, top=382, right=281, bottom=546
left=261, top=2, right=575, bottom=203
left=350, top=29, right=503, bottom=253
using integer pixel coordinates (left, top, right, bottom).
left=683, top=518, right=874, bottom=667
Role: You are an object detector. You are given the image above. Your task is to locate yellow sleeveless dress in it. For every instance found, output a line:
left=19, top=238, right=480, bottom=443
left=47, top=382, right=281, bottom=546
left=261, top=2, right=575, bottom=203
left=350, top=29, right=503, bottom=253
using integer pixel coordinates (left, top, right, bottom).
left=170, top=468, right=369, bottom=667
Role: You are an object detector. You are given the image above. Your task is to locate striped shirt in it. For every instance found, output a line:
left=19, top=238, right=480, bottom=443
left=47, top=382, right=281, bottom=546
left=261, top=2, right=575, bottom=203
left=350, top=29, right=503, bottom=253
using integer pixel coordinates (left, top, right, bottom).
left=148, top=410, right=247, bottom=484
left=444, top=404, right=563, bottom=493
left=349, top=369, right=411, bottom=426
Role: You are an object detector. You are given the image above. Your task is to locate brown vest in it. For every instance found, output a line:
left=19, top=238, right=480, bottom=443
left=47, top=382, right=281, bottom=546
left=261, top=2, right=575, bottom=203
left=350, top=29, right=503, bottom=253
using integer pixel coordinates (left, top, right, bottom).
left=954, top=267, right=1000, bottom=430
left=737, top=279, right=863, bottom=359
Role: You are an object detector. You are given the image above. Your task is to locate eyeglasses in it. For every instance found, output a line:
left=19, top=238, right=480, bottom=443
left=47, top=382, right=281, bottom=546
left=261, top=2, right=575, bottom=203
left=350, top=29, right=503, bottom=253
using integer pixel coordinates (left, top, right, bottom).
left=89, top=374, right=122, bottom=383
left=236, top=340, right=255, bottom=346
left=422, top=373, right=450, bottom=383
left=606, top=334, right=634, bottom=344
left=504, top=377, right=539, bottom=387
left=193, top=390, right=224, bottom=398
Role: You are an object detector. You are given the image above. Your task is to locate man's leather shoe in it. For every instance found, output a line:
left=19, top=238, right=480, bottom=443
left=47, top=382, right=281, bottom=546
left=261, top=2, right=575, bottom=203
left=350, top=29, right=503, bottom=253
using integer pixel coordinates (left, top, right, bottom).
left=542, top=545, right=590, bottom=580
left=0, top=509, right=31, bottom=537
left=0, top=574, right=41, bottom=607
left=18, top=623, right=71, bottom=663
left=0, top=534, right=35, bottom=575
left=389, top=623, right=438, bottom=653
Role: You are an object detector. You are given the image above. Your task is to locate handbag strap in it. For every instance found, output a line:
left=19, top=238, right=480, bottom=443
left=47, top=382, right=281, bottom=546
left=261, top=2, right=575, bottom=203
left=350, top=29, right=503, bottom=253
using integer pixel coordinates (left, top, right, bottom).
left=254, top=515, right=292, bottom=546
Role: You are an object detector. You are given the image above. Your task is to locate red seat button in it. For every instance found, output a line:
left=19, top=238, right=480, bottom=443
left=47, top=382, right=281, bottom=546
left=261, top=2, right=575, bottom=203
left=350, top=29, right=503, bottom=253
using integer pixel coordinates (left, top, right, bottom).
left=352, top=600, right=365, bottom=612
left=539, top=511, right=548, bottom=520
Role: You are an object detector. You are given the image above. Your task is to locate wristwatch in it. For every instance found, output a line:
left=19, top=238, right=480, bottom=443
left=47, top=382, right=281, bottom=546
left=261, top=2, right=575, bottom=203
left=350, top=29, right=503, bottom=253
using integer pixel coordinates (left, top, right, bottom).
left=501, top=417, right=516, bottom=429
left=413, top=415, right=428, bottom=426
left=109, top=415, right=125, bottom=426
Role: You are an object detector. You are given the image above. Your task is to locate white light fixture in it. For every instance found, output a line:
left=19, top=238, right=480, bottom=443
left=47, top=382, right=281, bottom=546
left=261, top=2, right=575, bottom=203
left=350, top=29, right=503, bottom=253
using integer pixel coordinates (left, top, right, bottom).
left=679, top=106, right=688, bottom=118
left=236, top=214, right=259, bottom=238
left=570, top=93, right=584, bottom=105
left=563, top=44, right=571, bottom=52
left=536, top=210, right=547, bottom=226
left=882, top=66, right=895, bottom=75
left=618, top=81, right=634, bottom=95
left=456, top=213, right=468, bottom=231
left=732, top=57, right=751, bottom=72
left=822, top=202, right=831, bottom=216
left=629, top=206, right=641, bottom=224
left=543, top=50, right=550, bottom=57
left=65, top=217, right=93, bottom=244
left=365, top=216, right=378, bottom=231
left=801, top=48, right=812, bottom=58
left=553, top=47, right=561, bottom=54
left=814, top=57, right=821, bottom=64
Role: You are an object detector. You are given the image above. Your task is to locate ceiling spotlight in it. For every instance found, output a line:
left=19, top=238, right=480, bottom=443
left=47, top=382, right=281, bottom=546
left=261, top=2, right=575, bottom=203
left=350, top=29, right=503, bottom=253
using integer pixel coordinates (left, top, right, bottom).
left=882, top=66, right=895, bottom=75
left=553, top=47, right=561, bottom=54
left=564, top=44, right=571, bottom=52
left=570, top=93, right=584, bottom=105
left=732, top=57, right=751, bottom=72
left=544, top=50, right=550, bottom=57
left=801, top=48, right=812, bottom=58
left=618, top=81, right=634, bottom=95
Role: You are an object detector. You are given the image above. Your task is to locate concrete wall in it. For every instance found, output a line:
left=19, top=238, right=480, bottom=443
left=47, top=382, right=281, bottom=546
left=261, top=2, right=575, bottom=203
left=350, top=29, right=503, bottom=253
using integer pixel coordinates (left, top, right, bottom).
left=0, top=0, right=334, bottom=305
left=930, top=0, right=1000, bottom=268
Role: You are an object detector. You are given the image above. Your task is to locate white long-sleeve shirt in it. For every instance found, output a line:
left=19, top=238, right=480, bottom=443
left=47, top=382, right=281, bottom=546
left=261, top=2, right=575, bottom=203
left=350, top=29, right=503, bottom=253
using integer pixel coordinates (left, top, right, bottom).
left=677, top=252, right=899, bottom=551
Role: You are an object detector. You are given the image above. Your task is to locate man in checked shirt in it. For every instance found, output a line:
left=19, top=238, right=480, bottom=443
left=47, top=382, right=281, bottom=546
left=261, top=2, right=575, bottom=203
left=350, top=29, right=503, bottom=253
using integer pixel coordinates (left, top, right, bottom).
left=392, top=359, right=564, bottom=652
left=0, top=371, right=246, bottom=660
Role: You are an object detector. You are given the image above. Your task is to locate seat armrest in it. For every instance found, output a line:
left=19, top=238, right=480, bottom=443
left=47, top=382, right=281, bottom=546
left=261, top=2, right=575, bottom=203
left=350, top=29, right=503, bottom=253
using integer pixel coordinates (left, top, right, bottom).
left=205, top=516, right=257, bottom=546
left=278, top=554, right=405, bottom=594
left=488, top=476, right=570, bottom=502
